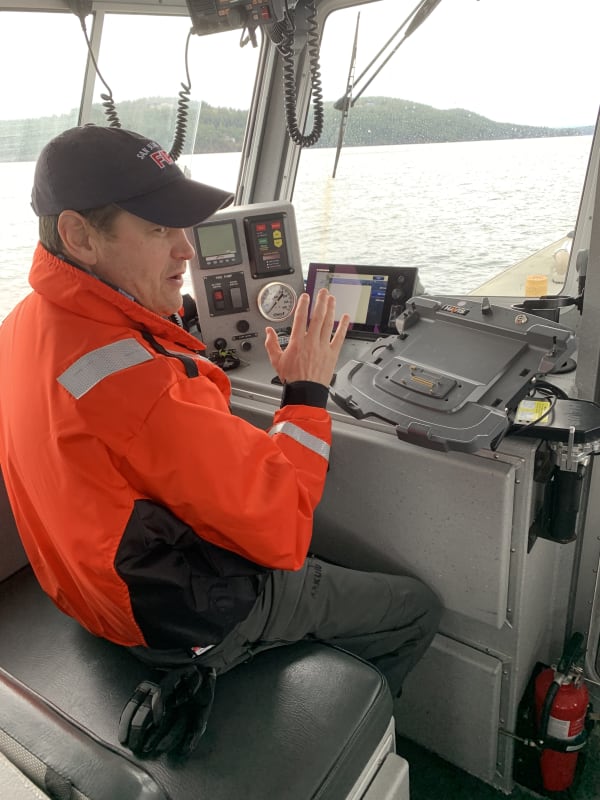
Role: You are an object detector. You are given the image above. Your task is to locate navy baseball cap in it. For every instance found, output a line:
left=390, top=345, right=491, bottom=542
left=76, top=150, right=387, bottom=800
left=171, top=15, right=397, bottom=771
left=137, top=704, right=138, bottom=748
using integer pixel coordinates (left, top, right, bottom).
left=31, top=125, right=233, bottom=228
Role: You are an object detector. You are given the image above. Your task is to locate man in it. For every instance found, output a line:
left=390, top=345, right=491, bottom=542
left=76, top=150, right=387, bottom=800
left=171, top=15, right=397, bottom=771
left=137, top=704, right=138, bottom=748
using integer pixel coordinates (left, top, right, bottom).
left=0, top=125, right=440, bottom=699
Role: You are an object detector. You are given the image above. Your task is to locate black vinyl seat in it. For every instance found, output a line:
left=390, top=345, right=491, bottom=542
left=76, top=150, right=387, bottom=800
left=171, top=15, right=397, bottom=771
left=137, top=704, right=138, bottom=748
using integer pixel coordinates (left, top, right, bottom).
left=0, top=567, right=395, bottom=800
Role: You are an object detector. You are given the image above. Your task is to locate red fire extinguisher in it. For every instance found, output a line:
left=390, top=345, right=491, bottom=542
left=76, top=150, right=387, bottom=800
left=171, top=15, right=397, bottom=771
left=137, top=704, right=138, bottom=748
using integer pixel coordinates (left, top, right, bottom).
left=534, top=633, right=590, bottom=792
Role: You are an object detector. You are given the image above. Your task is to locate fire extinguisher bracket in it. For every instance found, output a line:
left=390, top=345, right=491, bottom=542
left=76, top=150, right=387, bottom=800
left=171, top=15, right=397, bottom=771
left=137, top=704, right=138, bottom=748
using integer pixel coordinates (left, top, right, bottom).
left=539, top=729, right=588, bottom=753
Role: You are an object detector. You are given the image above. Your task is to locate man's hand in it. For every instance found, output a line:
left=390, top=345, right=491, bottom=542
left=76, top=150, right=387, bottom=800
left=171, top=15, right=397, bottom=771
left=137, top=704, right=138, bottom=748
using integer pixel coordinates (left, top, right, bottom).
left=265, top=289, right=350, bottom=387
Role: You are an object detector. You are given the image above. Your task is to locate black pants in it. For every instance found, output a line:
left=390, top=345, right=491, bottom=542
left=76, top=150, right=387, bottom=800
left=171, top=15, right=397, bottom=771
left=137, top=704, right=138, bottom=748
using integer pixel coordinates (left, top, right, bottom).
left=196, top=556, right=441, bottom=697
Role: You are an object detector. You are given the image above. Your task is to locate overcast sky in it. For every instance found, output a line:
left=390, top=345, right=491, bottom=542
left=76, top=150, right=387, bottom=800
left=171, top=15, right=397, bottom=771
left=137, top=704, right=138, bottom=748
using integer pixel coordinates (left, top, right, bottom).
left=327, top=0, right=600, bottom=127
left=1, top=0, right=599, bottom=128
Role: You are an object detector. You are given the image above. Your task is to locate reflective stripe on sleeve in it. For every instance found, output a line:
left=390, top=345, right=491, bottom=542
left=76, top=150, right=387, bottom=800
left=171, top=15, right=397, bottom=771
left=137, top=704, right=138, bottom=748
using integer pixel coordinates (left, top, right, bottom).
left=57, top=339, right=153, bottom=399
left=269, top=421, right=330, bottom=461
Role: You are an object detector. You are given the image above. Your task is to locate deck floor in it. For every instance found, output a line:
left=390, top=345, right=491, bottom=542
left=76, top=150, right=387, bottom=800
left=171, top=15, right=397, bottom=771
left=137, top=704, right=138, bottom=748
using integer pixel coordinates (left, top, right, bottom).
left=396, top=686, right=599, bottom=800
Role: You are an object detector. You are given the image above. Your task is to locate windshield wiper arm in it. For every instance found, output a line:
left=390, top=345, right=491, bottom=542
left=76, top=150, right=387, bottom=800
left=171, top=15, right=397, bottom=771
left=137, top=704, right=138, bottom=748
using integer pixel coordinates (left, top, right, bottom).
left=331, top=0, right=443, bottom=176
left=350, top=0, right=443, bottom=108
left=332, top=11, right=360, bottom=178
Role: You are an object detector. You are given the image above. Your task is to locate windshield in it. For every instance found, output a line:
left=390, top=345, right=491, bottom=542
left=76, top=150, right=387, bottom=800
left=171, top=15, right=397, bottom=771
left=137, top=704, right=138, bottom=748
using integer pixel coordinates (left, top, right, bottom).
left=0, top=8, right=258, bottom=321
left=1, top=0, right=598, bottom=318
left=291, top=0, right=598, bottom=298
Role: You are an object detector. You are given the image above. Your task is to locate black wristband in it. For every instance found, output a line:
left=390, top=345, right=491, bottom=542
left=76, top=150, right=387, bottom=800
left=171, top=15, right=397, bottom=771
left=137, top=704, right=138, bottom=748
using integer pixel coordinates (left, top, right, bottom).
left=280, top=381, right=329, bottom=408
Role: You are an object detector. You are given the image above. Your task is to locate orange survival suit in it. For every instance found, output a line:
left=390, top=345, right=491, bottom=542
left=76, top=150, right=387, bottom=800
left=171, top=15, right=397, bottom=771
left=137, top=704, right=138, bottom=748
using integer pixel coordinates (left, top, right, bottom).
left=0, top=245, right=332, bottom=650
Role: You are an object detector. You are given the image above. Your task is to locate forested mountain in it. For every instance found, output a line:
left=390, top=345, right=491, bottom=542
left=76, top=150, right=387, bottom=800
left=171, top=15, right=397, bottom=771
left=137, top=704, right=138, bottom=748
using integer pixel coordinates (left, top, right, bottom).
left=320, top=97, right=593, bottom=147
left=0, top=96, right=592, bottom=162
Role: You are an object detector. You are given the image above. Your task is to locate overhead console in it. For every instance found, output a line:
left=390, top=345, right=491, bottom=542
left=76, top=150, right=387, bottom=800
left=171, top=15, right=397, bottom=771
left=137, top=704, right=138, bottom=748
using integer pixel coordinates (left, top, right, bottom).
left=185, top=0, right=295, bottom=35
left=330, top=295, right=577, bottom=453
left=188, top=201, right=305, bottom=368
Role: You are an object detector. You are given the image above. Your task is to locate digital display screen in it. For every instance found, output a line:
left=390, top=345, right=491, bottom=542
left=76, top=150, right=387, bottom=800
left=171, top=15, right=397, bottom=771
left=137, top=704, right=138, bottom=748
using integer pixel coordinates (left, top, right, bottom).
left=305, top=263, right=418, bottom=339
left=194, top=220, right=242, bottom=269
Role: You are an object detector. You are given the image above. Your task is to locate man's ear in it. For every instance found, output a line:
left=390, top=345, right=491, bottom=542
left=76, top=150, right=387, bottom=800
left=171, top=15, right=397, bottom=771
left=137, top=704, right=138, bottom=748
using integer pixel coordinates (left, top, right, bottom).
left=57, top=211, right=98, bottom=267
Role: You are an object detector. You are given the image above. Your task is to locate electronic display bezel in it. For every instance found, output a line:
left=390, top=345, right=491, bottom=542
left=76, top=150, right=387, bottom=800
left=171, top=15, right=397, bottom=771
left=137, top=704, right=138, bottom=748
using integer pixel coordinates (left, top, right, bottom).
left=305, top=263, right=418, bottom=340
left=193, top=219, right=243, bottom=270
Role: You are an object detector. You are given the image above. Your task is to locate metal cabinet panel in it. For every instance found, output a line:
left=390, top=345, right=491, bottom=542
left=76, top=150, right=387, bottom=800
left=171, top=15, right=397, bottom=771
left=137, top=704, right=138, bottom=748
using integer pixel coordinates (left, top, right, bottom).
left=394, top=634, right=504, bottom=787
left=311, top=419, right=517, bottom=628
left=231, top=396, right=519, bottom=627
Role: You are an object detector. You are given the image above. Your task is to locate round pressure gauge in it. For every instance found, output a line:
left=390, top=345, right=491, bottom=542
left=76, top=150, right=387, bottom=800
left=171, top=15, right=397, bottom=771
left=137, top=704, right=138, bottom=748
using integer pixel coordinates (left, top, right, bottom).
left=257, top=281, right=297, bottom=322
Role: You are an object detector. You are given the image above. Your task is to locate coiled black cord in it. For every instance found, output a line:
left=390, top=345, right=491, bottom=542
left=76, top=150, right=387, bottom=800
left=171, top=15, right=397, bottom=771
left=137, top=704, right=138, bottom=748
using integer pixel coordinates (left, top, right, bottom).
left=275, top=0, right=324, bottom=148
left=77, top=15, right=122, bottom=128
left=100, top=92, right=121, bottom=128
left=169, top=29, right=193, bottom=162
left=75, top=11, right=193, bottom=153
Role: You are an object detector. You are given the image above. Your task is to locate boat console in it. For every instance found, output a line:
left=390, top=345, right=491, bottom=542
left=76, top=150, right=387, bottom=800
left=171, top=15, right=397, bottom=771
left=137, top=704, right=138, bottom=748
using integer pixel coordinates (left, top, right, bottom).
left=188, top=201, right=578, bottom=457
left=184, top=201, right=596, bottom=794
left=188, top=202, right=418, bottom=369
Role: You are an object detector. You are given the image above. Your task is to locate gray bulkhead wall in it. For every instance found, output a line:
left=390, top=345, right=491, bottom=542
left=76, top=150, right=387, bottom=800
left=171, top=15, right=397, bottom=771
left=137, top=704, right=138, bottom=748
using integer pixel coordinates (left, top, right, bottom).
left=561, top=116, right=600, bottom=684
left=230, top=384, right=569, bottom=793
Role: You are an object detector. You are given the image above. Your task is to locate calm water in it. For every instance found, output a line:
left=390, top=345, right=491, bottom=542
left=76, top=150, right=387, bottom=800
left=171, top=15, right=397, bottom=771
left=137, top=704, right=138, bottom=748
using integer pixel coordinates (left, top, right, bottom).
left=0, top=136, right=592, bottom=321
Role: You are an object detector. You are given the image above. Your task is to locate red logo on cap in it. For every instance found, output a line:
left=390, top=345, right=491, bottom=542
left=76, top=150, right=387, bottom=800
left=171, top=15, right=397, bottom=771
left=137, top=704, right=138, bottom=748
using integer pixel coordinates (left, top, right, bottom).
left=150, top=150, right=174, bottom=169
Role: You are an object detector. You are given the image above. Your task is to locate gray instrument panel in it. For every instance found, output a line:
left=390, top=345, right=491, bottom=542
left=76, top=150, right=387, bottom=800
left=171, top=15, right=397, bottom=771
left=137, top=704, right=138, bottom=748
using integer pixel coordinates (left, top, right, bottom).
left=188, top=201, right=305, bottom=367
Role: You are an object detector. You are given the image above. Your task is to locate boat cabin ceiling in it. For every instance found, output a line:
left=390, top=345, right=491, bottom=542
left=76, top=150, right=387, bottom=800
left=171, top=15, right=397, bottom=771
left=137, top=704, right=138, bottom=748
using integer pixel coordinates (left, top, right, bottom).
left=1, top=1, right=600, bottom=798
